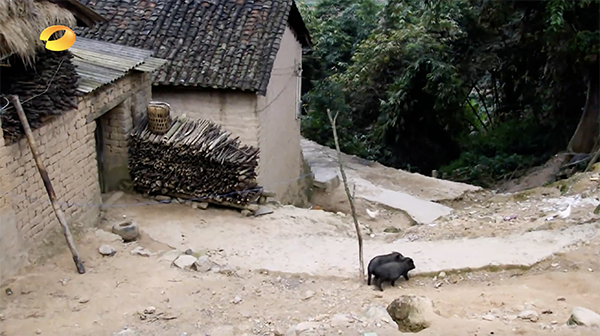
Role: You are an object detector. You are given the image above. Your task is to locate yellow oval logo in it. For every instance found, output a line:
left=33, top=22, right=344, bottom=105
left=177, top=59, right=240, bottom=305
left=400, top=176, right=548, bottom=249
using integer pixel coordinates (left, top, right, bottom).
left=40, top=25, right=76, bottom=51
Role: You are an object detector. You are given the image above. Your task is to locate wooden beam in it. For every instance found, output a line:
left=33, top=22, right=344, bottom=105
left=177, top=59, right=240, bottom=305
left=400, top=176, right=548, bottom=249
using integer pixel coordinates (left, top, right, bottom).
left=86, top=91, right=132, bottom=123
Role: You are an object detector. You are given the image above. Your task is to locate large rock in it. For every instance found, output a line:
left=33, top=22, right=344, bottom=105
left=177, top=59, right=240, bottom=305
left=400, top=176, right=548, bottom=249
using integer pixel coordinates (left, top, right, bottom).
left=567, top=307, right=600, bottom=327
left=173, top=255, right=197, bottom=270
left=387, top=295, right=439, bottom=333
left=193, top=255, right=213, bottom=272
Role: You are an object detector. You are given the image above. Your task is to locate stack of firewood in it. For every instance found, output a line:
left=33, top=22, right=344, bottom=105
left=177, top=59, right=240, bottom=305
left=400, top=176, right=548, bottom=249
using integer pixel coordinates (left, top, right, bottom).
left=128, top=116, right=264, bottom=208
left=0, top=50, right=79, bottom=143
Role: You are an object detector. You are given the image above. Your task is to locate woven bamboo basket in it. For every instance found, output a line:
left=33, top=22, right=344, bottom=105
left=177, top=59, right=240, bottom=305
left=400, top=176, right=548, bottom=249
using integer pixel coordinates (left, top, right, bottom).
left=147, top=101, right=172, bottom=135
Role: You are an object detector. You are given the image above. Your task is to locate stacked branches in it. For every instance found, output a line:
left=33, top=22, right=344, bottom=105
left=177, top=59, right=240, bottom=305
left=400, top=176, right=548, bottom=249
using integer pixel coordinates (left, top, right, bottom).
left=1, top=50, right=80, bottom=143
left=128, top=116, right=262, bottom=207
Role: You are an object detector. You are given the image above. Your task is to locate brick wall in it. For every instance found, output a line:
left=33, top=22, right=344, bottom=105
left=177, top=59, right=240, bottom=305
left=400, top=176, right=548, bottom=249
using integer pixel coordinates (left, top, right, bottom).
left=97, top=72, right=152, bottom=192
left=0, top=72, right=152, bottom=282
left=130, top=72, right=153, bottom=127
left=0, top=121, right=29, bottom=281
left=100, top=98, right=132, bottom=192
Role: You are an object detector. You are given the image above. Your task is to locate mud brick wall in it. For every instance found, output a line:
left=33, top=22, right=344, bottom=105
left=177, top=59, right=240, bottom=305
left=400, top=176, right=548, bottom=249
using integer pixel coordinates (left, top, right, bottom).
left=97, top=72, right=152, bottom=192
left=0, top=73, right=152, bottom=282
left=100, top=98, right=132, bottom=192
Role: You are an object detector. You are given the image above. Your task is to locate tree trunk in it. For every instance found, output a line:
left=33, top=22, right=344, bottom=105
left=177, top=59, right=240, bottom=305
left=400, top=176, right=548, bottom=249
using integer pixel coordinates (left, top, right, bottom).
left=568, top=69, right=600, bottom=154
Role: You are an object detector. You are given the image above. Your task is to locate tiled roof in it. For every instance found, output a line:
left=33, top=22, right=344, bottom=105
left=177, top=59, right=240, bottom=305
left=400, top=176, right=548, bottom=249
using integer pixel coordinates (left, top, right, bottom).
left=74, top=0, right=311, bottom=95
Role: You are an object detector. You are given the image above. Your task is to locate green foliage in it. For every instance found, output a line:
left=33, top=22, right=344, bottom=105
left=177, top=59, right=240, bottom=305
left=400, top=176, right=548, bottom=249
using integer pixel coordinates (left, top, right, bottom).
left=439, top=117, right=564, bottom=186
left=300, top=0, right=599, bottom=186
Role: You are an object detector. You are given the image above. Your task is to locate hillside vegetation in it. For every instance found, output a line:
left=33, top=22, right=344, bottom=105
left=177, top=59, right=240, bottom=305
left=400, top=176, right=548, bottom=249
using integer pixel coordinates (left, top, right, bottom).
left=299, top=0, right=599, bottom=187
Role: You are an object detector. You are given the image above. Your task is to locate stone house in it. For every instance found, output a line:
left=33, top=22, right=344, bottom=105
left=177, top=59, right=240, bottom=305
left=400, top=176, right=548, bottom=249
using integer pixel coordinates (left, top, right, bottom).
left=0, top=1, right=165, bottom=281
left=76, top=0, right=313, bottom=205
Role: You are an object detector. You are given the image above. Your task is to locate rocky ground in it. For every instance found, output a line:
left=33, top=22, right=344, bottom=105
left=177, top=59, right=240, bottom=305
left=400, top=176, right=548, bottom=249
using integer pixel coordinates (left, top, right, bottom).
left=1, top=169, right=599, bottom=336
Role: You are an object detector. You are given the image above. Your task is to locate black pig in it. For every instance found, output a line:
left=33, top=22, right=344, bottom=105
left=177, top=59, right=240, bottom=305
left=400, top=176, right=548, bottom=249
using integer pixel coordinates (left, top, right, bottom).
left=371, top=257, right=415, bottom=291
left=367, top=251, right=405, bottom=286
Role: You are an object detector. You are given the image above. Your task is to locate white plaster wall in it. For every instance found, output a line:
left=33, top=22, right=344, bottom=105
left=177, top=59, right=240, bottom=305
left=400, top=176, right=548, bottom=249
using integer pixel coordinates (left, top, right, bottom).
left=256, top=25, right=305, bottom=204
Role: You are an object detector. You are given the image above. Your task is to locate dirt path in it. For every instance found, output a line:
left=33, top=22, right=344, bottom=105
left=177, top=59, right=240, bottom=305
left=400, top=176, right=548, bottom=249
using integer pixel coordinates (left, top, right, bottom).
left=94, top=197, right=600, bottom=277
left=1, top=235, right=598, bottom=336
left=1, top=170, right=599, bottom=336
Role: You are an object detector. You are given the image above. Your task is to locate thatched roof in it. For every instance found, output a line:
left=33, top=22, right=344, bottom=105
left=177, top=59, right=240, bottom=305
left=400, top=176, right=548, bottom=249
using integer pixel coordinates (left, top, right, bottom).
left=0, top=0, right=103, bottom=65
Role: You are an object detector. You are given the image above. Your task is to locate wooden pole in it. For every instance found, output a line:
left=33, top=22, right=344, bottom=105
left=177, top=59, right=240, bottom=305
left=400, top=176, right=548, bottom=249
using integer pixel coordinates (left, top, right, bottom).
left=326, top=109, right=365, bottom=283
left=9, top=95, right=85, bottom=274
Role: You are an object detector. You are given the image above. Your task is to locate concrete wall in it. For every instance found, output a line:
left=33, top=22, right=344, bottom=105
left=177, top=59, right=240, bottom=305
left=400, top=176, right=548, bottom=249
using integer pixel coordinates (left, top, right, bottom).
left=152, top=88, right=259, bottom=147
left=0, top=73, right=151, bottom=282
left=256, top=25, right=307, bottom=205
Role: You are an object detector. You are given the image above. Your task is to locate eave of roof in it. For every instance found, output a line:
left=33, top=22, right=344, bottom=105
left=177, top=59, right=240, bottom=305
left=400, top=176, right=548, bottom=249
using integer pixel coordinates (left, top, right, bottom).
left=69, top=37, right=167, bottom=94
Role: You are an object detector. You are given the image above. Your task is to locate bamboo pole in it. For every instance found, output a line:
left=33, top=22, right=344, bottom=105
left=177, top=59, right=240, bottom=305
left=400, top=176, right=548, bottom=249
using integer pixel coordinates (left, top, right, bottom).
left=9, top=95, right=85, bottom=274
left=326, top=109, right=365, bottom=283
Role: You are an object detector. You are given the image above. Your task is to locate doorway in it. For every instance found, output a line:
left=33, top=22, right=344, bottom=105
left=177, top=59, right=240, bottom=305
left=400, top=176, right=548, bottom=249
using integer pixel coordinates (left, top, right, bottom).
left=94, top=118, right=106, bottom=193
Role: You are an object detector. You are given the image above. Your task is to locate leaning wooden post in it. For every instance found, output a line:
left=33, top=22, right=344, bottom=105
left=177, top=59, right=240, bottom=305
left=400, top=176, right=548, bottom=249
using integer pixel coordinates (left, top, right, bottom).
left=326, top=108, right=365, bottom=283
left=9, top=95, right=85, bottom=274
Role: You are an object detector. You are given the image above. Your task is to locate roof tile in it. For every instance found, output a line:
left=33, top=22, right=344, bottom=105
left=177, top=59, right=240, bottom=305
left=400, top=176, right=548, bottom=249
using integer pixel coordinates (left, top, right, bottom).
left=76, top=0, right=303, bottom=94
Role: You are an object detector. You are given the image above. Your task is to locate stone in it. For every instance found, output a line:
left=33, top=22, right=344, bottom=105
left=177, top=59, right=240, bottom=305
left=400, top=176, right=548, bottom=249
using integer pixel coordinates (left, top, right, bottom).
left=253, top=206, right=274, bottom=217
left=383, top=226, right=400, bottom=233
left=330, top=314, right=351, bottom=327
left=198, top=202, right=209, bottom=210
left=111, top=221, right=139, bottom=242
left=241, top=209, right=253, bottom=217
left=287, top=322, right=321, bottom=336
left=155, top=195, right=171, bottom=202
left=518, top=310, right=539, bottom=322
left=192, top=256, right=213, bottom=273
left=438, top=271, right=446, bottom=279
left=302, top=290, right=315, bottom=301
left=191, top=202, right=199, bottom=209
left=231, top=296, right=243, bottom=304
left=35, top=329, right=42, bottom=334
left=387, top=295, right=439, bottom=333
left=78, top=297, right=90, bottom=304
left=95, top=229, right=123, bottom=243
left=130, top=246, right=153, bottom=257
left=567, top=306, right=600, bottom=327
left=99, top=245, right=116, bottom=256
left=482, top=314, right=496, bottom=321
left=173, top=255, right=198, bottom=270
left=364, top=304, right=389, bottom=322
left=159, top=250, right=181, bottom=263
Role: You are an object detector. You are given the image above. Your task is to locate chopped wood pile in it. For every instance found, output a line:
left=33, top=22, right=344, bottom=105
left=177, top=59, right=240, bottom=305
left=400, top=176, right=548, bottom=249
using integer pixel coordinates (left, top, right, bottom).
left=1, top=50, right=79, bottom=144
left=128, top=116, right=266, bottom=210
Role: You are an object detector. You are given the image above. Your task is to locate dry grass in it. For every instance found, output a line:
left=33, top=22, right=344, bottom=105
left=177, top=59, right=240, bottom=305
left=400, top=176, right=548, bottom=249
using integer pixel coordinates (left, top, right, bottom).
left=0, top=0, right=76, bottom=65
